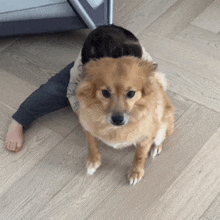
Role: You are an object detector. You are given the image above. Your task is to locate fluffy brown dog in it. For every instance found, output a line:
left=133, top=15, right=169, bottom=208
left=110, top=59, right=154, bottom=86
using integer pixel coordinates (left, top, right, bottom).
left=77, top=56, right=174, bottom=185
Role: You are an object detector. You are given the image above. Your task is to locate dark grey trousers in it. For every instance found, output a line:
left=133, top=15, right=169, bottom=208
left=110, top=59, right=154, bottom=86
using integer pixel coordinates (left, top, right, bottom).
left=12, top=62, right=74, bottom=126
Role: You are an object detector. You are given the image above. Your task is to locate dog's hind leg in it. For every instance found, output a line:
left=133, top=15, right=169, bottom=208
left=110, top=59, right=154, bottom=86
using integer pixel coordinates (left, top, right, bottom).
left=151, top=124, right=167, bottom=158
left=150, top=144, right=163, bottom=158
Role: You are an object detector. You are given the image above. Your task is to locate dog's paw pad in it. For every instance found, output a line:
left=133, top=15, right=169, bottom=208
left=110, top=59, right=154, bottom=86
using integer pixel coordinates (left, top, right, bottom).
left=150, top=145, right=162, bottom=158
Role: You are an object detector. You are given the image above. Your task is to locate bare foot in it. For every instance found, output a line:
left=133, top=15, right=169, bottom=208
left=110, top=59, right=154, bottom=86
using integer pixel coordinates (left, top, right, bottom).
left=5, top=119, right=24, bottom=152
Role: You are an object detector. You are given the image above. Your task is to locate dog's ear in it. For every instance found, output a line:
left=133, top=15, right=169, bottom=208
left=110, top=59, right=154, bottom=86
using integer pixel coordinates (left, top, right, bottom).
left=141, top=77, right=155, bottom=97
left=77, top=80, right=94, bottom=99
left=138, top=60, right=157, bottom=74
left=76, top=61, right=98, bottom=100
left=77, top=73, right=96, bottom=100
left=138, top=60, right=157, bottom=97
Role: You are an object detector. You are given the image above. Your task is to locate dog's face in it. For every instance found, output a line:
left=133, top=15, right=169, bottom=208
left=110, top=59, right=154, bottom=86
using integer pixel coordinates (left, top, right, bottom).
left=77, top=56, right=157, bottom=128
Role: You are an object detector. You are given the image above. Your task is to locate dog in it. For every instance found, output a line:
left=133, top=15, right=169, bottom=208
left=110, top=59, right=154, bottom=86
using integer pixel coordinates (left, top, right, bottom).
left=76, top=25, right=174, bottom=185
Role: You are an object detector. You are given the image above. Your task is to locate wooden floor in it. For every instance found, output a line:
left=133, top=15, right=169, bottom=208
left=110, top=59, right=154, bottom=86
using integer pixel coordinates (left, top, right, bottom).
left=1, top=0, right=220, bottom=219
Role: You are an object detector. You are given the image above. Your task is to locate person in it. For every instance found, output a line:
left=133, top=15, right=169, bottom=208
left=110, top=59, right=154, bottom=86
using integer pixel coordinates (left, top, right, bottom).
left=5, top=62, right=74, bottom=152
left=5, top=25, right=154, bottom=152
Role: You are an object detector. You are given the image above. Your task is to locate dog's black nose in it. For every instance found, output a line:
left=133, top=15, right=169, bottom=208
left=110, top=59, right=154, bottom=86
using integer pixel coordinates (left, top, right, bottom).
left=111, top=113, right=125, bottom=126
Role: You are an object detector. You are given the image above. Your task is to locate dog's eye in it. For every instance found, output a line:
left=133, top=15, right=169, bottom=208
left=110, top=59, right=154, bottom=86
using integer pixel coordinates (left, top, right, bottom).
left=102, top=90, right=111, bottom=98
left=127, top=91, right=135, bottom=99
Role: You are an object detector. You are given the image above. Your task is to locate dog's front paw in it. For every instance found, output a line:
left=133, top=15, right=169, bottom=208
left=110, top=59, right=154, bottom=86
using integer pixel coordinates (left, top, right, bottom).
left=86, top=157, right=101, bottom=175
left=128, top=168, right=144, bottom=186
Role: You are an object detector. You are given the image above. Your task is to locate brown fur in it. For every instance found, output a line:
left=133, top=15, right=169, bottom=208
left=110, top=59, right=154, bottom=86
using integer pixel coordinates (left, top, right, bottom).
left=77, top=56, right=174, bottom=185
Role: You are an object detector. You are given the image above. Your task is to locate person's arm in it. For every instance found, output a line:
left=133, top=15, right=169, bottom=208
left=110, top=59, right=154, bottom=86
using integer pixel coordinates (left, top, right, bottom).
left=67, top=50, right=83, bottom=112
left=141, top=45, right=153, bottom=62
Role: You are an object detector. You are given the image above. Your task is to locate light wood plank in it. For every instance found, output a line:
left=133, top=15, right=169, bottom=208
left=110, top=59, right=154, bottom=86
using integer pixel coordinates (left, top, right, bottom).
left=191, top=0, right=220, bottom=33
left=138, top=31, right=220, bottom=113
left=143, top=126, right=220, bottom=220
left=113, top=0, right=179, bottom=36
left=167, top=91, right=193, bottom=122
left=199, top=217, right=210, bottom=220
left=0, top=101, right=17, bottom=142
left=113, top=0, right=145, bottom=27
left=113, top=0, right=139, bottom=16
left=138, top=31, right=220, bottom=84
left=0, top=30, right=89, bottom=88
left=85, top=104, right=220, bottom=220
left=0, top=37, right=17, bottom=53
left=0, top=45, right=61, bottom=87
left=146, top=0, right=213, bottom=39
left=0, top=30, right=89, bottom=87
left=0, top=125, right=87, bottom=219
left=15, top=29, right=90, bottom=67
left=0, top=102, right=64, bottom=196
left=0, top=68, right=37, bottom=109
left=204, top=192, right=220, bottom=220
left=176, top=24, right=220, bottom=60
left=37, top=106, right=79, bottom=137
left=156, top=58, right=220, bottom=113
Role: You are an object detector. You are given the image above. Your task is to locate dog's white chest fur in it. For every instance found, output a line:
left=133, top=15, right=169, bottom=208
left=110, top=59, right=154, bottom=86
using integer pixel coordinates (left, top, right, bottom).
left=100, top=139, right=134, bottom=149
left=101, top=125, right=166, bottom=149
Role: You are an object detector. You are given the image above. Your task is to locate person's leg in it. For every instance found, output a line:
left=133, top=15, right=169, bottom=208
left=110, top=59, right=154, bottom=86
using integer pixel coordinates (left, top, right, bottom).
left=5, top=62, right=74, bottom=152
